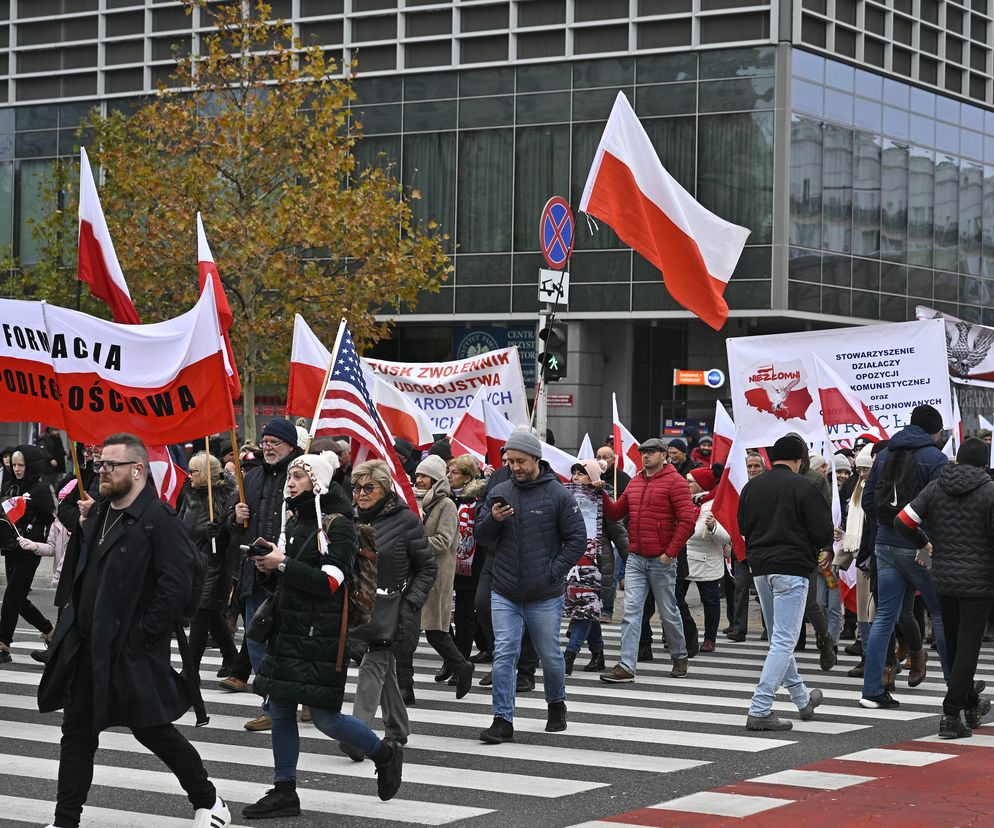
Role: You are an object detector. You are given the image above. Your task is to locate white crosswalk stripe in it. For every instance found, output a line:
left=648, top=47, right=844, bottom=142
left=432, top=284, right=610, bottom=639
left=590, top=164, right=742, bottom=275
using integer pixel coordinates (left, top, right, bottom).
left=0, top=620, right=958, bottom=826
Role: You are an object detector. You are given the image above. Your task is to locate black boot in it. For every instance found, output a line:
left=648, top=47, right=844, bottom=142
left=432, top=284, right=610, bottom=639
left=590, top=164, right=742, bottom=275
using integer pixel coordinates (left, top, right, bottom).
left=479, top=715, right=514, bottom=744
left=583, top=651, right=606, bottom=672
left=374, top=738, right=404, bottom=801
left=546, top=701, right=567, bottom=732
left=401, top=685, right=416, bottom=706
left=242, top=780, right=300, bottom=819
left=564, top=650, right=577, bottom=676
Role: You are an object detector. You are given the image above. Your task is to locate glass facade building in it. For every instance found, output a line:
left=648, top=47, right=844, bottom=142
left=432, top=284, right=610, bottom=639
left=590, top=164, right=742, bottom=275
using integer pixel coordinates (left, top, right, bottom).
left=1, top=0, right=992, bottom=440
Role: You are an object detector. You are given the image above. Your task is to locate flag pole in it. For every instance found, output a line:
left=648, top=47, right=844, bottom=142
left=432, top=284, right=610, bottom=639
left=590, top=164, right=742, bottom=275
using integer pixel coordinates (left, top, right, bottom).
left=68, top=440, right=90, bottom=501
left=229, top=427, right=247, bottom=527
left=307, top=319, right=347, bottom=451
left=204, top=435, right=218, bottom=556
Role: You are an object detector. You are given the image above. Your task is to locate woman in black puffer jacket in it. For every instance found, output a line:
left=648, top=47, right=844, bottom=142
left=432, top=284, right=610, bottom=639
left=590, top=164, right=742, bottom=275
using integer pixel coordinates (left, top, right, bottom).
left=177, top=452, right=239, bottom=674
left=241, top=451, right=404, bottom=820
left=0, top=444, right=56, bottom=663
left=342, top=459, right=436, bottom=757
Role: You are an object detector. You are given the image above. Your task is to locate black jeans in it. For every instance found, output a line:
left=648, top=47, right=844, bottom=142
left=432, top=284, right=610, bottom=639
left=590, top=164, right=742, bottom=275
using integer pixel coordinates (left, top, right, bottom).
left=452, top=585, right=479, bottom=657
left=189, top=607, right=238, bottom=672
left=475, top=556, right=538, bottom=676
left=939, top=595, right=992, bottom=717
left=0, top=550, right=53, bottom=645
left=731, top=558, right=752, bottom=633
left=54, top=646, right=215, bottom=828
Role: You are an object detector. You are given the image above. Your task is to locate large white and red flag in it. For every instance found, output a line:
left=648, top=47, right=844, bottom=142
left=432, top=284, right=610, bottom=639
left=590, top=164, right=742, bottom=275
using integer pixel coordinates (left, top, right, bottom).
left=310, top=320, right=419, bottom=514
left=36, top=280, right=235, bottom=446
left=148, top=445, right=188, bottom=508
left=77, top=147, right=140, bottom=325
left=712, top=401, right=735, bottom=467
left=710, top=428, right=749, bottom=563
left=1, top=493, right=29, bottom=525
left=580, top=93, right=750, bottom=330
left=812, top=354, right=888, bottom=442
left=197, top=212, right=240, bottom=399
left=612, top=393, right=641, bottom=476
left=288, top=314, right=434, bottom=448
left=448, top=388, right=515, bottom=467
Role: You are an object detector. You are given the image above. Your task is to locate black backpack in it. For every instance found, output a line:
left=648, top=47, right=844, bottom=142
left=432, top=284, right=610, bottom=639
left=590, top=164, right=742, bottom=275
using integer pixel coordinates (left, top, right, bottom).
left=872, top=447, right=921, bottom=526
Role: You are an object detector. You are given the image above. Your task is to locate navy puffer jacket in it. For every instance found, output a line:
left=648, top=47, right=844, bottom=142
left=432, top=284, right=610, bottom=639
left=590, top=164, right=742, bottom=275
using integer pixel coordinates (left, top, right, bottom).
left=475, top=461, right=586, bottom=603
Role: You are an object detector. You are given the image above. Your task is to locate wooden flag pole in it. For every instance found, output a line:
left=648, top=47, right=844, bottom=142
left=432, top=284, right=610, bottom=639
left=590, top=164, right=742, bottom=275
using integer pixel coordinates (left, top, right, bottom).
left=68, top=441, right=90, bottom=501
left=204, top=436, right=214, bottom=522
left=230, top=427, right=247, bottom=527
left=306, top=319, right=347, bottom=453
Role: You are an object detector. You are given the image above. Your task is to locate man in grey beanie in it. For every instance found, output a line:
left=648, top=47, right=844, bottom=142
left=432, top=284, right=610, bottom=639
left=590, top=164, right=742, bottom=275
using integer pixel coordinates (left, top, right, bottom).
left=474, top=429, right=586, bottom=743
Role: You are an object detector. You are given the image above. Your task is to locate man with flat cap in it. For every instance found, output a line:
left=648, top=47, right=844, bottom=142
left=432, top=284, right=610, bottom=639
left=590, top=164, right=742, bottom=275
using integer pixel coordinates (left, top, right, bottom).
left=599, top=438, right=697, bottom=684
left=738, top=434, right=835, bottom=730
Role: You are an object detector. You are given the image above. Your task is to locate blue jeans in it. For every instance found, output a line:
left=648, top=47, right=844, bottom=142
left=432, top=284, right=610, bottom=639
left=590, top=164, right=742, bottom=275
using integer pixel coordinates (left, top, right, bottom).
left=619, top=554, right=687, bottom=671
left=816, top=574, right=842, bottom=643
left=863, top=543, right=949, bottom=697
left=491, top=592, right=566, bottom=721
left=565, top=617, right=603, bottom=654
left=244, top=589, right=271, bottom=716
left=269, top=698, right=381, bottom=782
left=749, top=573, right=813, bottom=716
left=603, top=547, right=623, bottom=615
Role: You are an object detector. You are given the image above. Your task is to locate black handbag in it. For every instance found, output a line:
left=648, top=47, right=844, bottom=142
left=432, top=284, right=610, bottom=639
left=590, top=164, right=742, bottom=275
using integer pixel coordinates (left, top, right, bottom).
left=350, top=589, right=402, bottom=645
left=246, top=593, right=277, bottom=643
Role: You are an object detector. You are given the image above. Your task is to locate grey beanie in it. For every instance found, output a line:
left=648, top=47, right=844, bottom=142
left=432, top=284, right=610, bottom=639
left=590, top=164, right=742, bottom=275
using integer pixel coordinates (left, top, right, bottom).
left=504, top=430, right=543, bottom=459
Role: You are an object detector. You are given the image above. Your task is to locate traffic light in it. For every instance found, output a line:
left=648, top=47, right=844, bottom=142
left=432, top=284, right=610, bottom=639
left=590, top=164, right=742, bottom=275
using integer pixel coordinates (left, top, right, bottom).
left=539, top=323, right=568, bottom=382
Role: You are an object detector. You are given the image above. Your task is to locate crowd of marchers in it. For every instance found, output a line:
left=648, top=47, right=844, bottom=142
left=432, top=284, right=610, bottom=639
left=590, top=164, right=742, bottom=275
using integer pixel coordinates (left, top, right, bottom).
left=1, top=403, right=992, bottom=827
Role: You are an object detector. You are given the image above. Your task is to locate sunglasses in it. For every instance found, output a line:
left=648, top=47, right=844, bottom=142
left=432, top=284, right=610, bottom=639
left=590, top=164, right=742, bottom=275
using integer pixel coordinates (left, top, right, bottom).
left=352, top=483, right=377, bottom=495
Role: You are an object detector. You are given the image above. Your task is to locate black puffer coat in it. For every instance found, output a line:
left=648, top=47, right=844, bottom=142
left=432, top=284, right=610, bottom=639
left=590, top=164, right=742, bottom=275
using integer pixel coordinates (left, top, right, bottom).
left=178, top=474, right=238, bottom=611
left=254, top=484, right=357, bottom=711
left=475, top=461, right=586, bottom=603
left=1, top=444, right=55, bottom=554
left=356, top=491, right=436, bottom=651
left=228, top=448, right=302, bottom=600
left=898, top=463, right=994, bottom=598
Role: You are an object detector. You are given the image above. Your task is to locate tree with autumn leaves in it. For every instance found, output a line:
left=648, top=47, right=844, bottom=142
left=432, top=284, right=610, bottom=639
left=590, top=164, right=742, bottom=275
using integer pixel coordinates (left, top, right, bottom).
left=16, top=0, right=450, bottom=440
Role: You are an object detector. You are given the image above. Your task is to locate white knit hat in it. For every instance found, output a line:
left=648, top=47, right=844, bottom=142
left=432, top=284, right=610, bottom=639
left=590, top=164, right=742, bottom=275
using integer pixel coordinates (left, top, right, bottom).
left=279, top=450, right=340, bottom=553
left=415, top=454, right=448, bottom=482
left=808, top=453, right=826, bottom=472
left=855, top=444, right=874, bottom=469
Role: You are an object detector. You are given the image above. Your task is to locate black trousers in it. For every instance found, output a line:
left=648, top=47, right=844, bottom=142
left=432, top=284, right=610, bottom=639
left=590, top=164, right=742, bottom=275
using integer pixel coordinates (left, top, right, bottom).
left=54, top=646, right=215, bottom=828
left=189, top=607, right=238, bottom=672
left=939, top=595, right=992, bottom=717
left=0, top=550, right=52, bottom=645
left=475, top=555, right=538, bottom=676
left=722, top=568, right=736, bottom=626
left=731, top=558, right=752, bottom=633
left=452, top=585, right=479, bottom=657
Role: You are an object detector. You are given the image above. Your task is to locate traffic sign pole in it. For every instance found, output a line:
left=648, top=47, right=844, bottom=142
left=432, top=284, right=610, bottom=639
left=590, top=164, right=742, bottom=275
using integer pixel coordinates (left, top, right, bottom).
left=534, top=305, right=551, bottom=438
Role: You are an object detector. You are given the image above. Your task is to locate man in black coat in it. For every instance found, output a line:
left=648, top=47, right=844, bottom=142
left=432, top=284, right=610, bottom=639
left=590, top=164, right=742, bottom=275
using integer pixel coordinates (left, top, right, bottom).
left=37, top=433, right=231, bottom=828
left=221, top=418, right=302, bottom=731
left=895, top=437, right=994, bottom=738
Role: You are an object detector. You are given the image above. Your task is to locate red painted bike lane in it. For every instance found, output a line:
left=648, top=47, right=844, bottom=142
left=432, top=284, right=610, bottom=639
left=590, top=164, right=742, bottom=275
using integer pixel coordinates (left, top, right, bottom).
left=577, top=726, right=994, bottom=828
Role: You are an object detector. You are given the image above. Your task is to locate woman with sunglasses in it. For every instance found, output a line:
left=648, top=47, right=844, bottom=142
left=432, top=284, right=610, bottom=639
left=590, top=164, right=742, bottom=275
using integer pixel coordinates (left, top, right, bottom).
left=338, top=460, right=436, bottom=761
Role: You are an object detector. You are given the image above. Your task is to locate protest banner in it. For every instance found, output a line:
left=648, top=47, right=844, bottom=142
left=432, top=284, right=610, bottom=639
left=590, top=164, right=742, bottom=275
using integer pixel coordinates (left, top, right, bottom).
left=363, top=348, right=529, bottom=434
left=0, top=283, right=234, bottom=446
left=563, top=483, right=603, bottom=621
left=726, top=319, right=951, bottom=446
left=916, top=305, right=994, bottom=388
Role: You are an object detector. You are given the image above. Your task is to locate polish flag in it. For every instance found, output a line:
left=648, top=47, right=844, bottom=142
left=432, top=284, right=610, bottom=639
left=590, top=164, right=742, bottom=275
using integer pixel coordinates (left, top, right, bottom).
left=812, top=355, right=888, bottom=441
left=1, top=494, right=29, bottom=525
left=541, top=440, right=582, bottom=482
left=579, top=93, right=750, bottom=331
left=148, top=445, right=188, bottom=508
left=197, top=213, right=241, bottom=399
left=710, top=429, right=748, bottom=562
left=612, top=393, right=642, bottom=476
left=712, top=402, right=735, bottom=467
left=77, top=147, right=141, bottom=325
left=578, top=433, right=595, bottom=460
left=287, top=315, right=434, bottom=447
left=448, top=389, right=515, bottom=467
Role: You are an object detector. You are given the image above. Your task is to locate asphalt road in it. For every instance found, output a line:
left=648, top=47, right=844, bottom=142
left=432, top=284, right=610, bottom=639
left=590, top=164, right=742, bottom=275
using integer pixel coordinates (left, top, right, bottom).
left=0, top=586, right=963, bottom=828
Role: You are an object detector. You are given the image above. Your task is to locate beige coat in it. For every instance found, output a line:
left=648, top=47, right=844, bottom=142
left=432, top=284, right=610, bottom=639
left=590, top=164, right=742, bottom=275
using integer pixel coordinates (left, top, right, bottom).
left=419, top=477, right=459, bottom=631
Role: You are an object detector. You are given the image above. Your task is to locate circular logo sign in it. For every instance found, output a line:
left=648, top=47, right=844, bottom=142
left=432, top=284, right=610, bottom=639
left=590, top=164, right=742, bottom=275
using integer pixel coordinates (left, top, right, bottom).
left=705, top=369, right=726, bottom=389
left=540, top=196, right=575, bottom=271
left=456, top=331, right=500, bottom=359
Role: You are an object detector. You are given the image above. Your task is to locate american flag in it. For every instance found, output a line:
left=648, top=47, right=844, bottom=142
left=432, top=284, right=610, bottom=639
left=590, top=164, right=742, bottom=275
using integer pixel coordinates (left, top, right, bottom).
left=312, top=320, right=419, bottom=514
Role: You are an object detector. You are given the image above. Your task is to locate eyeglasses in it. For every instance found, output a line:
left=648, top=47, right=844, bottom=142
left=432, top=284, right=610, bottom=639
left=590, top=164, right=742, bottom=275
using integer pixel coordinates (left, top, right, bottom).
left=260, top=439, right=286, bottom=448
left=352, top=483, right=377, bottom=495
left=95, top=460, right=138, bottom=473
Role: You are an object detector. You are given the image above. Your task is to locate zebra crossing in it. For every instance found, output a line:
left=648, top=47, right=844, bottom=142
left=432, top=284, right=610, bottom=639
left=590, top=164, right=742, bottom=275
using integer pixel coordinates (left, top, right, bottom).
left=0, top=620, right=973, bottom=827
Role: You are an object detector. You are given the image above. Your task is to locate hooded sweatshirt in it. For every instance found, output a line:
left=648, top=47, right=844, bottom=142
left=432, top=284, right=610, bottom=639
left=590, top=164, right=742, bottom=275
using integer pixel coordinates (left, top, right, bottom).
left=861, top=424, right=947, bottom=549
left=895, top=463, right=994, bottom=597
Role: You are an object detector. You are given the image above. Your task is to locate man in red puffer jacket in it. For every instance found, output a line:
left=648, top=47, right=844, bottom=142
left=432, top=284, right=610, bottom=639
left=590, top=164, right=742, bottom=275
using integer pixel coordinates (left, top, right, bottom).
left=599, top=438, right=697, bottom=683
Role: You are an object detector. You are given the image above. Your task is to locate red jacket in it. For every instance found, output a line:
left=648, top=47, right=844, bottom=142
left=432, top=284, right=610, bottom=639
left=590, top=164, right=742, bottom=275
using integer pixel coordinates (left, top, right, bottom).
left=602, top=464, right=697, bottom=558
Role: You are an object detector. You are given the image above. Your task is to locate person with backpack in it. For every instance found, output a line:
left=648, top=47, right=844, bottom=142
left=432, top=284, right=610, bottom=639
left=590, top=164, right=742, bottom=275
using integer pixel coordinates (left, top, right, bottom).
left=894, top=437, right=994, bottom=737
left=859, top=404, right=950, bottom=709
left=240, top=451, right=404, bottom=818
left=37, top=433, right=231, bottom=828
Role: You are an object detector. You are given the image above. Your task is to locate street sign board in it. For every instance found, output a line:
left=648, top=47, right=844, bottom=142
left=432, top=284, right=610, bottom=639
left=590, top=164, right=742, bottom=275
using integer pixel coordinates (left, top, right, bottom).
left=673, top=368, right=725, bottom=388
left=547, top=393, right=573, bottom=407
left=538, top=268, right=570, bottom=305
left=540, top=196, right=575, bottom=270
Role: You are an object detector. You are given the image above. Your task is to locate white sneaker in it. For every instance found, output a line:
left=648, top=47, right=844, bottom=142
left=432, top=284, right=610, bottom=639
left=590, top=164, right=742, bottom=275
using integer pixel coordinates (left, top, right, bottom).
left=191, top=796, right=231, bottom=828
